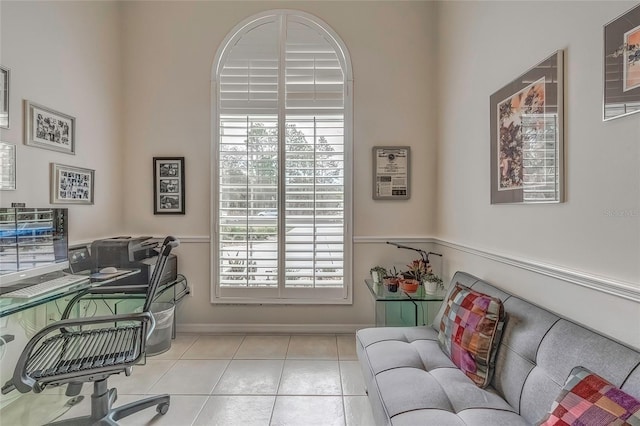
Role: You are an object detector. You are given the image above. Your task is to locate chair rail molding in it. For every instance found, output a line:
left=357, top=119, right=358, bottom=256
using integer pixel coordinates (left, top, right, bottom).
left=352, top=235, right=639, bottom=303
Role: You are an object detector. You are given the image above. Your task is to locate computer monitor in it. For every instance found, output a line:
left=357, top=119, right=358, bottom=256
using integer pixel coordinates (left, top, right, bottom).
left=0, top=207, right=69, bottom=287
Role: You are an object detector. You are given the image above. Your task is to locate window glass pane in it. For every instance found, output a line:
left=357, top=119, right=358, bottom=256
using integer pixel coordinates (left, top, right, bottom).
left=284, top=115, right=344, bottom=289
left=219, top=115, right=278, bottom=288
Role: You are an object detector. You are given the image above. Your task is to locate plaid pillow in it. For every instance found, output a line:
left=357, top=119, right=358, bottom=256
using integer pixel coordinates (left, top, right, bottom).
left=438, top=282, right=505, bottom=388
left=538, top=366, right=640, bottom=426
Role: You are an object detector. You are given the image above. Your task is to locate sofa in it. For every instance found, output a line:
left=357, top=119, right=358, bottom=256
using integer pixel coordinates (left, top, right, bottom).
left=356, top=271, right=640, bottom=425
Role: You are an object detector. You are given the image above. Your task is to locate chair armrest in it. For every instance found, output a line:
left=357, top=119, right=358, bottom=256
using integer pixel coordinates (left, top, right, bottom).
left=3, top=311, right=155, bottom=394
left=61, top=285, right=149, bottom=321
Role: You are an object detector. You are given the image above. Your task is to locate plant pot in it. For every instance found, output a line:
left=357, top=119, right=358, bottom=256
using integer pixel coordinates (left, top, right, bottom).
left=371, top=270, right=384, bottom=285
left=423, top=279, right=439, bottom=295
left=384, top=277, right=399, bottom=292
left=400, top=279, right=419, bottom=293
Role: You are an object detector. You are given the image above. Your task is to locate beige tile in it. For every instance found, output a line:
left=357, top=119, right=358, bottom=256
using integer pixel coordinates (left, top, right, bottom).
left=339, top=361, right=367, bottom=396
left=271, top=396, right=345, bottom=426
left=37, top=392, right=206, bottom=426
left=337, top=334, right=358, bottom=360
left=213, top=360, right=284, bottom=395
left=182, top=334, right=245, bottom=359
left=0, top=394, right=71, bottom=425
left=107, top=359, right=177, bottom=395
left=278, top=360, right=341, bottom=395
left=151, top=332, right=199, bottom=360
left=148, top=359, right=229, bottom=395
left=194, top=395, right=275, bottom=426
left=286, top=334, right=338, bottom=360
left=234, top=335, right=290, bottom=359
left=344, top=395, right=375, bottom=426
left=117, top=394, right=208, bottom=426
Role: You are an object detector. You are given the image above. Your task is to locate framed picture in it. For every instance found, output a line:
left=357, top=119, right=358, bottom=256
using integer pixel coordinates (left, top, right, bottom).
left=153, top=157, right=185, bottom=214
left=604, top=3, right=640, bottom=120
left=372, top=146, right=410, bottom=200
left=490, top=50, right=564, bottom=204
left=0, top=141, right=16, bottom=190
left=0, top=66, right=9, bottom=129
left=50, top=163, right=94, bottom=204
left=25, top=100, right=76, bottom=154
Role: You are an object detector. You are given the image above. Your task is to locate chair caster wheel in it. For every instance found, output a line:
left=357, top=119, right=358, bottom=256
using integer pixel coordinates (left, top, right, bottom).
left=157, top=402, right=170, bottom=415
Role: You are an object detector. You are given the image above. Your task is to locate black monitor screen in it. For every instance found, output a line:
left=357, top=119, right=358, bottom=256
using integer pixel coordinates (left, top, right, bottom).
left=0, top=208, right=69, bottom=284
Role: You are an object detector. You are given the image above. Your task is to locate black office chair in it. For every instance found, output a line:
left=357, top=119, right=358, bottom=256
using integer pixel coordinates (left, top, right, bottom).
left=1, top=237, right=180, bottom=425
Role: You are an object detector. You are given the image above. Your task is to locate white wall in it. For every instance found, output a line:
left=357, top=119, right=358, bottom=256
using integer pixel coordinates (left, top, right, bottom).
left=0, top=1, right=124, bottom=241
left=120, top=1, right=438, bottom=330
left=435, top=1, right=640, bottom=347
left=1, top=0, right=637, bottom=347
left=0, top=0, right=123, bottom=404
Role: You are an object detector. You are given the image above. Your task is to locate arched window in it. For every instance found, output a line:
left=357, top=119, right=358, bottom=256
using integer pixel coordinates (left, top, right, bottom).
left=212, top=10, right=353, bottom=303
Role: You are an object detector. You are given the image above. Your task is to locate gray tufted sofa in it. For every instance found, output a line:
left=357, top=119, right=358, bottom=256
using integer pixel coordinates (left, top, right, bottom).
left=356, top=271, right=640, bottom=426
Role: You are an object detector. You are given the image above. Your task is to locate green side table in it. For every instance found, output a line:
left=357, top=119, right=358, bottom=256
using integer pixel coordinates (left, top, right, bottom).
left=364, top=279, right=445, bottom=327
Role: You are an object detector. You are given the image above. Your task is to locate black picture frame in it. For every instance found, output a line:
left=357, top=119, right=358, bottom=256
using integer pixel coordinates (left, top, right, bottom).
left=489, top=50, right=564, bottom=204
left=153, top=157, right=185, bottom=215
left=372, top=146, right=411, bottom=200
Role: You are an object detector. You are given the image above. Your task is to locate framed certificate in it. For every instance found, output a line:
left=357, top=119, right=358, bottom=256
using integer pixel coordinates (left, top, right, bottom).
left=372, top=146, right=410, bottom=200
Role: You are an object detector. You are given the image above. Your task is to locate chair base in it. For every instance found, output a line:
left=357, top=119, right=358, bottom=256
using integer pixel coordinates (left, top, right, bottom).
left=47, top=379, right=169, bottom=426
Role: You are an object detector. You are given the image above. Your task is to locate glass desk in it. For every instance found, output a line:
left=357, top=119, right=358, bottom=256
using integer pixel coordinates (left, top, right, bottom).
left=0, top=269, right=140, bottom=318
left=364, top=279, right=445, bottom=327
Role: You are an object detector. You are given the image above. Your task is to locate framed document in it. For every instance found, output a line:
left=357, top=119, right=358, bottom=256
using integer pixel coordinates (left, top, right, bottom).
left=372, top=146, right=410, bottom=200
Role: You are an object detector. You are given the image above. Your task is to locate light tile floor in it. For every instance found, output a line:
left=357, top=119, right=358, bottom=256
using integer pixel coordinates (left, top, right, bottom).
left=0, top=333, right=375, bottom=426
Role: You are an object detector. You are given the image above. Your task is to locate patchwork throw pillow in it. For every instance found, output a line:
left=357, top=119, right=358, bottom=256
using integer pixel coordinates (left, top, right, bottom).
left=438, top=282, right=505, bottom=388
left=538, top=366, right=640, bottom=426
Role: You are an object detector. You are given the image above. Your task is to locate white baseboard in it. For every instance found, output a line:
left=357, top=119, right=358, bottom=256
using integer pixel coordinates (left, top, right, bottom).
left=176, top=323, right=373, bottom=334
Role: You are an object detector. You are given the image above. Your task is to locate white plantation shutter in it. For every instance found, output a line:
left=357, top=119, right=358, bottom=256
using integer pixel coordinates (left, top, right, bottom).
left=285, top=20, right=344, bottom=110
left=220, top=20, right=279, bottom=113
left=213, top=11, right=352, bottom=302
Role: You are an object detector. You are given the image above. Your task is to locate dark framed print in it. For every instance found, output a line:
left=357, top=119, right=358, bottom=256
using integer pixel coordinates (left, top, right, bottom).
left=50, top=163, right=94, bottom=204
left=0, top=141, right=16, bottom=190
left=490, top=50, right=564, bottom=204
left=604, top=3, right=640, bottom=120
left=0, top=66, right=9, bottom=129
left=372, top=146, right=410, bottom=200
left=25, top=100, right=76, bottom=154
left=153, top=157, right=185, bottom=214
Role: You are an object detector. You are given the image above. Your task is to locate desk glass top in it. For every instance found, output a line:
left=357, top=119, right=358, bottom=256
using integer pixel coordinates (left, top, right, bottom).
left=0, top=269, right=140, bottom=318
left=364, top=279, right=446, bottom=302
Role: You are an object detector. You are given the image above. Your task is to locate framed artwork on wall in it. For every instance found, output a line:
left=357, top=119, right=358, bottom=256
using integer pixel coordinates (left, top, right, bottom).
left=603, top=3, right=640, bottom=120
left=372, top=146, right=410, bottom=200
left=0, top=66, right=9, bottom=129
left=0, top=141, right=16, bottom=190
left=489, top=50, right=564, bottom=205
left=50, top=163, right=94, bottom=204
left=153, top=157, right=185, bottom=214
left=25, top=100, right=76, bottom=154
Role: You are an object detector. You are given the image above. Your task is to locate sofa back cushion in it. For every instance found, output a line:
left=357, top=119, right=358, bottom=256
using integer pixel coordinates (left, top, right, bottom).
left=433, top=272, right=640, bottom=425
left=438, top=282, right=506, bottom=388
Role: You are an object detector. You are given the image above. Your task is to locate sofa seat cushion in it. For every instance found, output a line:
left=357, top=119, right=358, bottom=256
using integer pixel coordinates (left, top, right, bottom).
left=358, top=326, right=521, bottom=424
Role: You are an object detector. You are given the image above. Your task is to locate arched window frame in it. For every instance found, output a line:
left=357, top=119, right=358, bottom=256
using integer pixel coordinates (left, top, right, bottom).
left=211, top=10, right=353, bottom=304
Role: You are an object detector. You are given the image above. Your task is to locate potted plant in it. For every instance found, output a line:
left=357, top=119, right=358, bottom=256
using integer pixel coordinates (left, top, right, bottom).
left=370, top=266, right=387, bottom=285
left=398, top=259, right=428, bottom=293
left=404, top=259, right=429, bottom=281
left=383, top=267, right=402, bottom=292
left=423, top=273, right=444, bottom=295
